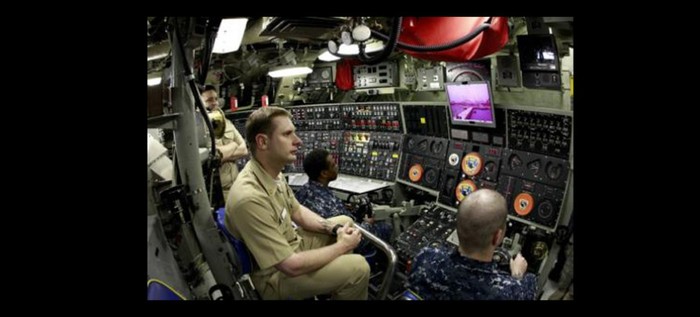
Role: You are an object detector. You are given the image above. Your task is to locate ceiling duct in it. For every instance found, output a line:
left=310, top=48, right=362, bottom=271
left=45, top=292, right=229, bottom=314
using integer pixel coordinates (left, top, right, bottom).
left=260, top=17, right=348, bottom=41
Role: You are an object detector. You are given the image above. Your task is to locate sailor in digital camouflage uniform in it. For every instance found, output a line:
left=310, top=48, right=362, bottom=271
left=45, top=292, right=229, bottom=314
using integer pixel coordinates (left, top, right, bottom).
left=295, top=149, right=393, bottom=250
left=407, top=189, right=537, bottom=300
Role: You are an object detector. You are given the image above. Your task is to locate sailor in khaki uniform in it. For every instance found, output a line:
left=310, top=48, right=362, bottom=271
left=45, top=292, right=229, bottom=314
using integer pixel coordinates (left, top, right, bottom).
left=226, top=106, right=369, bottom=300
left=201, top=85, right=248, bottom=199
left=217, top=117, right=246, bottom=199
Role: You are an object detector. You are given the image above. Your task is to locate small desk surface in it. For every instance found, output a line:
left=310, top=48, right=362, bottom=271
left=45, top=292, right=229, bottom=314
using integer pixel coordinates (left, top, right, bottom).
left=287, top=173, right=393, bottom=194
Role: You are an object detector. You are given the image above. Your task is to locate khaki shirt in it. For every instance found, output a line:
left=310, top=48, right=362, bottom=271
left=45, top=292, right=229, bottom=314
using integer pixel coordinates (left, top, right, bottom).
left=226, top=158, right=301, bottom=284
left=218, top=118, right=245, bottom=191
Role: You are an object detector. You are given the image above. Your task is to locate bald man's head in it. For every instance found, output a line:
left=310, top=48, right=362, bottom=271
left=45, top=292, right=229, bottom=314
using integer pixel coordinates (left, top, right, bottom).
left=456, top=189, right=508, bottom=252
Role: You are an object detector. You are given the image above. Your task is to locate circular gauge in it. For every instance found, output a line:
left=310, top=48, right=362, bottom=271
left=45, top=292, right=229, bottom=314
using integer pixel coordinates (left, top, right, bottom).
left=532, top=241, right=548, bottom=260
left=407, top=138, right=416, bottom=150
left=417, top=139, right=429, bottom=152
left=430, top=140, right=444, bottom=154
left=509, top=153, right=522, bottom=170
left=408, top=164, right=424, bottom=182
left=424, top=168, right=437, bottom=184
left=451, top=69, right=485, bottom=82
left=448, top=153, right=460, bottom=167
left=546, top=161, right=562, bottom=180
left=444, top=177, right=456, bottom=195
left=484, top=161, right=496, bottom=173
left=321, top=69, right=331, bottom=80
left=537, top=200, right=553, bottom=219
left=461, top=152, right=483, bottom=176
left=514, top=192, right=534, bottom=216
left=455, top=180, right=477, bottom=202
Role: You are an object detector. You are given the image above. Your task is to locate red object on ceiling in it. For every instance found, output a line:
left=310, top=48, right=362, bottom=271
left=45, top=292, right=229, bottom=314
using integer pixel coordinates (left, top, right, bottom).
left=398, top=17, right=509, bottom=62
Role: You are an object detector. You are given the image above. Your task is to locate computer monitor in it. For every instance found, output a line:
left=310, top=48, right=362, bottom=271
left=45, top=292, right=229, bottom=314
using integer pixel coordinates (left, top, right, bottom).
left=446, top=81, right=496, bottom=129
left=516, top=34, right=560, bottom=72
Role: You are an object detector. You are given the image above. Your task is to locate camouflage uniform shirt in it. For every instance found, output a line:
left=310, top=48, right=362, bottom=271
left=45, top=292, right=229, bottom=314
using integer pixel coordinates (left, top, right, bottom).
left=407, top=246, right=537, bottom=300
left=295, top=180, right=350, bottom=219
left=295, top=180, right=392, bottom=243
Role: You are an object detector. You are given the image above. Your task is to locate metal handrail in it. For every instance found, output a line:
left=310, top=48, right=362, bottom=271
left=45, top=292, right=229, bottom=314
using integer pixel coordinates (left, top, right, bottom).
left=353, top=223, right=397, bottom=300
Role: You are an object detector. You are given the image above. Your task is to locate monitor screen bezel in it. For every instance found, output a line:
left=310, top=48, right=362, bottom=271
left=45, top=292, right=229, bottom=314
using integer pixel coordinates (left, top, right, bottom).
left=446, top=80, right=497, bottom=129
left=516, top=34, right=560, bottom=72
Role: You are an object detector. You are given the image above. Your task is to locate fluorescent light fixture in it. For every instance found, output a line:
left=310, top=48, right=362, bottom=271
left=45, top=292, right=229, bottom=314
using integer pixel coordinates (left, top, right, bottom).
left=147, top=53, right=168, bottom=61
left=365, top=40, right=385, bottom=53
left=147, top=78, right=162, bottom=86
left=147, top=41, right=170, bottom=61
left=212, top=18, right=248, bottom=54
left=268, top=64, right=313, bottom=78
left=338, top=43, right=359, bottom=55
left=337, top=41, right=385, bottom=56
left=147, top=72, right=162, bottom=86
left=318, top=49, right=341, bottom=62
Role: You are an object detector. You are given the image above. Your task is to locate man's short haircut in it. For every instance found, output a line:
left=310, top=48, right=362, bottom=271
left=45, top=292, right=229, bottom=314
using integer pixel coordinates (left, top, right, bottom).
left=202, top=84, right=217, bottom=93
left=456, top=189, right=508, bottom=252
left=303, top=149, right=331, bottom=181
left=245, top=106, right=293, bottom=155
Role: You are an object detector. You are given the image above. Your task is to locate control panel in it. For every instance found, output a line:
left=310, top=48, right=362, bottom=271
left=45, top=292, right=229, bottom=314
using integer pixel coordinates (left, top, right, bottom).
left=394, top=205, right=457, bottom=270
left=438, top=140, right=505, bottom=207
left=496, top=146, right=569, bottom=231
left=290, top=105, right=343, bottom=131
left=367, top=132, right=404, bottom=181
left=507, top=109, right=572, bottom=159
left=341, top=103, right=402, bottom=132
left=306, top=66, right=334, bottom=88
left=339, top=131, right=403, bottom=181
left=415, top=65, right=445, bottom=91
left=402, top=104, right=449, bottom=138
left=287, top=131, right=343, bottom=173
left=286, top=103, right=404, bottom=181
left=340, top=131, right=371, bottom=177
left=353, top=61, right=398, bottom=88
left=398, top=134, right=449, bottom=191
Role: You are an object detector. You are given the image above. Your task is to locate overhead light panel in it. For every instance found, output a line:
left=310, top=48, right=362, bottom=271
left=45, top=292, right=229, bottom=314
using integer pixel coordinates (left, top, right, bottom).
left=337, top=40, right=385, bottom=56
left=147, top=41, right=170, bottom=61
left=212, top=18, right=248, bottom=54
left=147, top=72, right=162, bottom=86
left=364, top=40, right=386, bottom=53
left=338, top=43, right=359, bottom=55
left=268, top=64, right=313, bottom=78
left=318, top=49, right=341, bottom=62
left=147, top=78, right=162, bottom=86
